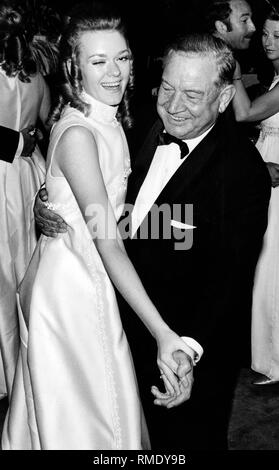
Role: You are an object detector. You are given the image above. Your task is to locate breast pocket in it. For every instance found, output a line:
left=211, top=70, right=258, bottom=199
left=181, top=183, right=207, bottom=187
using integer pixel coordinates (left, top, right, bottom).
left=170, top=219, right=196, bottom=251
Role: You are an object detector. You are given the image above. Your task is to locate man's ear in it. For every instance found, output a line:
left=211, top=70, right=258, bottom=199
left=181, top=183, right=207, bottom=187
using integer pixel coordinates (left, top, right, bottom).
left=218, top=84, right=236, bottom=113
left=215, top=20, right=228, bottom=35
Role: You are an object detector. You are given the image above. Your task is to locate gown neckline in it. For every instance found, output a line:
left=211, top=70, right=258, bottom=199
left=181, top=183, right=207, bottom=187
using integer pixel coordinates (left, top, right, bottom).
left=80, top=91, right=119, bottom=125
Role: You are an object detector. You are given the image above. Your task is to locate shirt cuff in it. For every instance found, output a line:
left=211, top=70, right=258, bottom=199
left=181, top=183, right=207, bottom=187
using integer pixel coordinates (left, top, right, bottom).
left=181, top=336, right=204, bottom=365
left=14, top=132, right=24, bottom=159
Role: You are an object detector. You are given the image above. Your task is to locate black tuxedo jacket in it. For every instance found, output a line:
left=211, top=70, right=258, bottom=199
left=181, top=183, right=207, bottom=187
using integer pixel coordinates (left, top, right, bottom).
left=122, top=115, right=271, bottom=365
left=0, top=125, right=20, bottom=163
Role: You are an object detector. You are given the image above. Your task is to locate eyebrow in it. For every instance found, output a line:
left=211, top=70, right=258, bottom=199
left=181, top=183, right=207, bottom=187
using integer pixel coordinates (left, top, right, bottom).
left=240, top=13, right=251, bottom=18
left=161, top=79, right=204, bottom=94
left=161, top=78, right=173, bottom=87
left=87, top=49, right=129, bottom=60
left=263, top=28, right=279, bottom=33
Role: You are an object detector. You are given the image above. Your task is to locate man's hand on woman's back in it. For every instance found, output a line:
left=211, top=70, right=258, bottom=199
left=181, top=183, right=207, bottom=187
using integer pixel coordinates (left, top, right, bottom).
left=34, top=187, right=68, bottom=237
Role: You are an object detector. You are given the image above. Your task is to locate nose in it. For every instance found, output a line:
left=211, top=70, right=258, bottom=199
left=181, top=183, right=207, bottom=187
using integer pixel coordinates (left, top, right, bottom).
left=107, top=60, right=121, bottom=77
left=264, top=34, right=272, bottom=47
left=167, top=92, right=185, bottom=114
left=248, top=19, right=256, bottom=34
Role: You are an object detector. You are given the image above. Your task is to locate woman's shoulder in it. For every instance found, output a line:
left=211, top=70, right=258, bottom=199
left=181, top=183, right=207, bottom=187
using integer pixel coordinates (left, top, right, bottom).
left=47, top=108, right=97, bottom=169
left=52, top=106, right=90, bottom=132
left=50, top=107, right=95, bottom=148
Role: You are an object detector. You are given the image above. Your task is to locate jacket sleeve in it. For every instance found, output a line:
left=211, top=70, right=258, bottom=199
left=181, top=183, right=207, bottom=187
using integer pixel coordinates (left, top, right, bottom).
left=0, top=125, right=20, bottom=163
left=187, top=140, right=271, bottom=359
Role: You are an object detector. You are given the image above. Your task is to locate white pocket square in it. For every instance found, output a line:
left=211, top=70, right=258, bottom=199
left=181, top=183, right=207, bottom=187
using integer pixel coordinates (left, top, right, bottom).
left=171, top=219, right=196, bottom=230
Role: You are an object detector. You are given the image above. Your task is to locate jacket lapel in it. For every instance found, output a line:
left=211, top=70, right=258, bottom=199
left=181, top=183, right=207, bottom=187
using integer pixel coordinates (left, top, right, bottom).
left=126, top=119, right=164, bottom=205
left=155, top=118, right=223, bottom=206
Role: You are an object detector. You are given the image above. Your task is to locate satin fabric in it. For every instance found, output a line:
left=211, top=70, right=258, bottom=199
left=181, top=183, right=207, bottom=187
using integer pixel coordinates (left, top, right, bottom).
left=2, top=96, right=150, bottom=450
left=0, top=69, right=48, bottom=399
left=252, top=76, right=279, bottom=380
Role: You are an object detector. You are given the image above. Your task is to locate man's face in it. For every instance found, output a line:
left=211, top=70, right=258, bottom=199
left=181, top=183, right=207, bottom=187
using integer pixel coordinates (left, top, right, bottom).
left=225, top=0, right=255, bottom=50
left=157, top=52, right=229, bottom=140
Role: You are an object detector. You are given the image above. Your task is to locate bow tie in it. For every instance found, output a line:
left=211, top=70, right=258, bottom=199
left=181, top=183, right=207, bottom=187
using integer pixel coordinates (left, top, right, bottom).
left=157, top=131, right=189, bottom=159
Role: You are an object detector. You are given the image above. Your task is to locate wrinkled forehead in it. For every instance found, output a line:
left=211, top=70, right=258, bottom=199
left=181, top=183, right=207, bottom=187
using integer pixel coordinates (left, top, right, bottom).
left=163, top=51, right=219, bottom=85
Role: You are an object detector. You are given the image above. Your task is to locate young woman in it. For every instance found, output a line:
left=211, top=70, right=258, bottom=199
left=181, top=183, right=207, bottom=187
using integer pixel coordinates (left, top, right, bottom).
left=0, top=2, right=50, bottom=400
left=2, top=2, right=190, bottom=450
left=232, top=1, right=279, bottom=385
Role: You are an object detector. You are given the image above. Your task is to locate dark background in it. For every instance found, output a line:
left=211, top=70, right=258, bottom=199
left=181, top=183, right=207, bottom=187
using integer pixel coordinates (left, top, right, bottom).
left=45, top=0, right=274, bottom=92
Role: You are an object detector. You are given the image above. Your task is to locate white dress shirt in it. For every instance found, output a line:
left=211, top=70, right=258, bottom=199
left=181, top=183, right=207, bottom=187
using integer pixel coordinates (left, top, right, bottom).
left=131, top=125, right=214, bottom=362
left=131, top=126, right=213, bottom=237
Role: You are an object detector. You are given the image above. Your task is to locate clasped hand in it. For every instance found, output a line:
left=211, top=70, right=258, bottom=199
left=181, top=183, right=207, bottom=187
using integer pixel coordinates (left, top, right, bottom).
left=21, top=125, right=44, bottom=157
left=153, top=343, right=194, bottom=409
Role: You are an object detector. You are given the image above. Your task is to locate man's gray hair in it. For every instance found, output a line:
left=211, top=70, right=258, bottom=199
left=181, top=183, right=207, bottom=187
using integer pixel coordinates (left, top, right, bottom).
left=163, top=33, right=236, bottom=90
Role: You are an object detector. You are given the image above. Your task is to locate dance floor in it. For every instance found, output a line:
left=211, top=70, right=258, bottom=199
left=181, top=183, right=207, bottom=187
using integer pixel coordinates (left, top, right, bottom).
left=229, top=368, right=279, bottom=450
left=1, top=367, right=279, bottom=450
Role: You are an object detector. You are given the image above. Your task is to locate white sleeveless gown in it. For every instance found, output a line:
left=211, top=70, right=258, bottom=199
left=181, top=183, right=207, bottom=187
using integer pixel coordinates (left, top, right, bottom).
left=252, top=75, right=279, bottom=380
left=2, top=95, right=150, bottom=449
left=0, top=69, right=48, bottom=400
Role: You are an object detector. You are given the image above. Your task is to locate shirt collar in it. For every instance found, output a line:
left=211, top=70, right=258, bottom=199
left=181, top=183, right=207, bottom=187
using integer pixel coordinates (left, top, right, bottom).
left=183, top=125, right=214, bottom=154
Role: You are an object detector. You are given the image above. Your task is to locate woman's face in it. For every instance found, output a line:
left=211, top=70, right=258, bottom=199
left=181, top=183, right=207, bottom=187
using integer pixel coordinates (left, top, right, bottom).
left=262, top=19, right=279, bottom=62
left=78, top=30, right=131, bottom=106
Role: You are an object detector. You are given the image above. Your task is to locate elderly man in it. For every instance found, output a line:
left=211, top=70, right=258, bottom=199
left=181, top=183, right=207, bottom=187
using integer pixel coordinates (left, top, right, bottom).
left=121, top=33, right=270, bottom=450
left=205, top=0, right=256, bottom=50
left=35, top=33, right=270, bottom=450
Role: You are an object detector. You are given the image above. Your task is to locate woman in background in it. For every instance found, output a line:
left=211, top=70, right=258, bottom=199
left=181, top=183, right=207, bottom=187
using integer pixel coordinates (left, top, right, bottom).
left=233, top=1, right=279, bottom=385
left=0, top=1, right=50, bottom=400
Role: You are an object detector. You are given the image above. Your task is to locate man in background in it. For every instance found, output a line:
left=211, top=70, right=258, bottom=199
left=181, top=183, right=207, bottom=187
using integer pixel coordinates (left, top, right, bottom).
left=205, top=0, right=256, bottom=51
